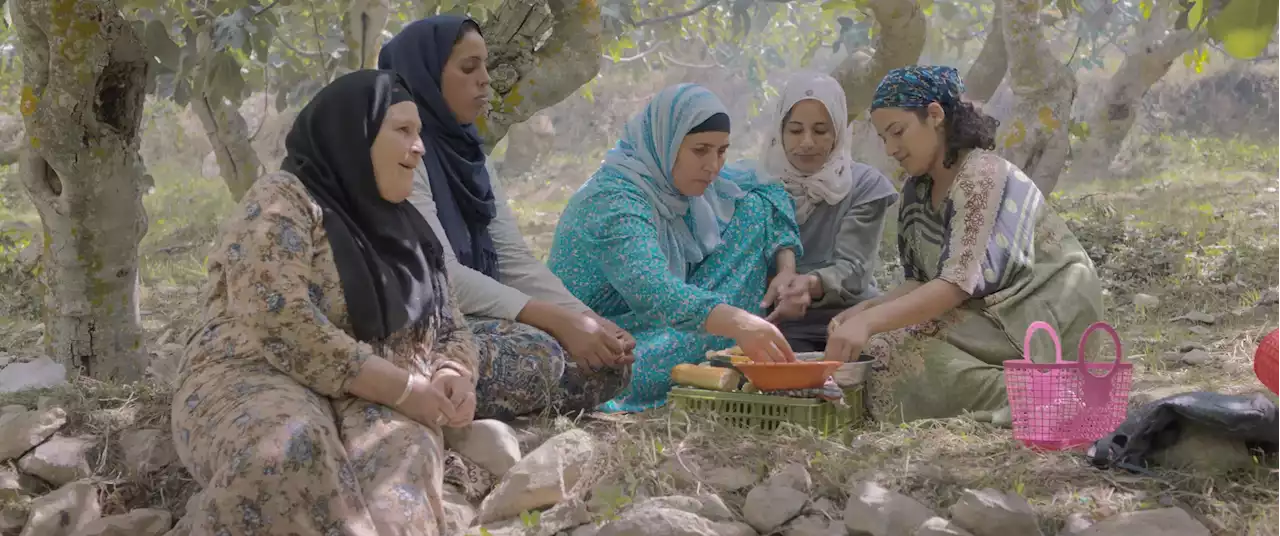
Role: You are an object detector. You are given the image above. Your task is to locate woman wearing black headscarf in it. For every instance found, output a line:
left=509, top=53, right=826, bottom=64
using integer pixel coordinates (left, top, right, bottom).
left=169, top=70, right=475, bottom=536
left=379, top=16, right=632, bottom=423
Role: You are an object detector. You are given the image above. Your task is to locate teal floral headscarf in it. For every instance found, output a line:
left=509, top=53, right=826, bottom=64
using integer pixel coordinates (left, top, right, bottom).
left=871, top=65, right=965, bottom=110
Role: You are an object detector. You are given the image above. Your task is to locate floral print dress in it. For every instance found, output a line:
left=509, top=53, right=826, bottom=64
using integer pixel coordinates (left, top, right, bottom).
left=864, top=150, right=1104, bottom=423
left=169, top=172, right=478, bottom=536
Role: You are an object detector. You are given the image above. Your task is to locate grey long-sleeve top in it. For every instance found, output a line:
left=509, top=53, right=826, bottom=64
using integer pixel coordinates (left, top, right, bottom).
left=796, top=193, right=896, bottom=309
left=407, top=163, right=591, bottom=320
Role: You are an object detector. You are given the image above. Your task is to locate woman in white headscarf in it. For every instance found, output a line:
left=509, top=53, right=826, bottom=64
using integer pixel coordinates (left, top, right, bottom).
left=760, top=71, right=899, bottom=353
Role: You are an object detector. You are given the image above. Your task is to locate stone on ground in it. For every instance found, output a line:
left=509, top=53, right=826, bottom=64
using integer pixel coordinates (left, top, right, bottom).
left=913, top=517, right=974, bottom=536
left=20, top=480, right=100, bottom=536
left=595, top=506, right=755, bottom=536
left=18, top=435, right=94, bottom=486
left=443, top=419, right=522, bottom=477
left=0, top=357, right=67, bottom=394
left=843, top=480, right=937, bottom=536
left=478, top=428, right=597, bottom=523
left=0, top=408, right=67, bottom=461
left=948, top=488, right=1043, bottom=536
left=1074, top=507, right=1209, bottom=536
left=743, top=477, right=808, bottom=532
left=119, top=429, right=179, bottom=478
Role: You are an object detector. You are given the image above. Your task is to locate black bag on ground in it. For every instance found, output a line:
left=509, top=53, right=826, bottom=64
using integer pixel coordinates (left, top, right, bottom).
left=1087, top=391, right=1278, bottom=472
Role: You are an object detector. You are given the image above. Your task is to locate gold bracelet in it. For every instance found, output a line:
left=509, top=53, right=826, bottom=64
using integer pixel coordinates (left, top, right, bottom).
left=393, top=373, right=417, bottom=407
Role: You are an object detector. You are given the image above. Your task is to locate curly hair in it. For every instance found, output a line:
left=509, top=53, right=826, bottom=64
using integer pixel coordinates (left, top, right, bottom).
left=913, top=101, right=999, bottom=168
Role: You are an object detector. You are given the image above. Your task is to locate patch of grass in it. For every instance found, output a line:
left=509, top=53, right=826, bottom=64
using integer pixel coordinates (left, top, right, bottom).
left=139, top=168, right=235, bottom=288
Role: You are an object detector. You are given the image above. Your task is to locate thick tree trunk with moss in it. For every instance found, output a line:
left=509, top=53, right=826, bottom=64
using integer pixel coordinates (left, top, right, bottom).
left=831, top=0, right=929, bottom=121
left=477, top=0, right=603, bottom=151
left=1075, top=6, right=1206, bottom=174
left=14, top=0, right=150, bottom=381
left=193, top=93, right=261, bottom=201
left=995, top=0, right=1076, bottom=195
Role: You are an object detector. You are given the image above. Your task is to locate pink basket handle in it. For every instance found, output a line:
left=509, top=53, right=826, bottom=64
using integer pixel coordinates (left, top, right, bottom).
left=1019, top=321, right=1064, bottom=364
left=1076, top=321, right=1125, bottom=378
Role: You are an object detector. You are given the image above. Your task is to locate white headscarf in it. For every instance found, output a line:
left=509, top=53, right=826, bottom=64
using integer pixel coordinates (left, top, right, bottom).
left=763, top=72, right=866, bottom=224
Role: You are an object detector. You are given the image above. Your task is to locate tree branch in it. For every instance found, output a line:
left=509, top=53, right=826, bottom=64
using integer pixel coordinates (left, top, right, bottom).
left=830, top=0, right=929, bottom=121
left=633, top=0, right=720, bottom=27
left=1075, top=6, right=1207, bottom=173
left=275, top=35, right=324, bottom=57
left=659, top=50, right=719, bottom=68
left=477, top=0, right=604, bottom=149
left=964, top=2, right=1006, bottom=102
left=604, top=40, right=665, bottom=62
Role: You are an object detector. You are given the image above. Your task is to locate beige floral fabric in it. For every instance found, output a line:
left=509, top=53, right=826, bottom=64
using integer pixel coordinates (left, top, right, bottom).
left=170, top=171, right=478, bottom=536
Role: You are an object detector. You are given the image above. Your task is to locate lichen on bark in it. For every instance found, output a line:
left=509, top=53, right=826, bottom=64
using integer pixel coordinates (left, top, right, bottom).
left=14, top=0, right=151, bottom=381
left=995, top=0, right=1076, bottom=195
left=477, top=0, right=603, bottom=151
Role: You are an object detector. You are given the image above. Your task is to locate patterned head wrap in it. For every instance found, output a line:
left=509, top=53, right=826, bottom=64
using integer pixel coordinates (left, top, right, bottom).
left=870, top=65, right=965, bottom=110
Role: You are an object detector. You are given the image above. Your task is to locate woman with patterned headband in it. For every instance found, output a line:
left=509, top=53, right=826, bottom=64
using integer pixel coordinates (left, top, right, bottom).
left=825, top=66, right=1103, bottom=424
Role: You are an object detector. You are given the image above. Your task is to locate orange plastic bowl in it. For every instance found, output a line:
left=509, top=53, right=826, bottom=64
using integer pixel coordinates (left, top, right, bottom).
left=734, top=361, right=843, bottom=391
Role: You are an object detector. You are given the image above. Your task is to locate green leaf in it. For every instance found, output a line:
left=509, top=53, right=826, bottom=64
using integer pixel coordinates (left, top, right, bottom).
left=820, top=0, right=863, bottom=13
left=252, top=23, right=274, bottom=61
left=1206, top=0, right=1279, bottom=58
left=144, top=20, right=182, bottom=69
left=204, top=52, right=247, bottom=102
left=211, top=8, right=253, bottom=52
left=938, top=1, right=958, bottom=19
left=1186, top=0, right=1205, bottom=28
left=1055, top=0, right=1073, bottom=17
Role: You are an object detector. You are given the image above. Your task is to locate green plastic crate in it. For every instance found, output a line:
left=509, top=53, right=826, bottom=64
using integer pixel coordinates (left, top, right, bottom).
left=667, top=385, right=864, bottom=439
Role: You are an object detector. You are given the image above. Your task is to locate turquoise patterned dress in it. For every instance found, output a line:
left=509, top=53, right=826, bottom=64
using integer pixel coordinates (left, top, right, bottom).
left=548, top=177, right=801, bottom=412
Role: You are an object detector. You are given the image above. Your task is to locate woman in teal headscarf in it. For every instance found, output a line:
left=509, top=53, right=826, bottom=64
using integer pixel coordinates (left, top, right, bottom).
left=825, top=65, right=1103, bottom=424
left=549, top=83, right=802, bottom=412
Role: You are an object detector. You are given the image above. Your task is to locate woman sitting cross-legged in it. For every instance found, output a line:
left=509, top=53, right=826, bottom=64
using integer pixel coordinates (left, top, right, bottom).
left=825, top=65, right=1104, bottom=424
left=378, top=15, right=632, bottom=422
left=749, top=71, right=900, bottom=352
left=170, top=70, right=476, bottom=536
left=548, top=83, right=802, bottom=413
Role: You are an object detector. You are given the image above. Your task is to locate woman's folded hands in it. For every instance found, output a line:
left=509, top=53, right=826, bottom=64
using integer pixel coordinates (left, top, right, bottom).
left=398, top=368, right=476, bottom=428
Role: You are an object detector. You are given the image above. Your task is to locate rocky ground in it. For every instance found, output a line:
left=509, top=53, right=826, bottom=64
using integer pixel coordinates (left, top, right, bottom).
left=0, top=388, right=1264, bottom=536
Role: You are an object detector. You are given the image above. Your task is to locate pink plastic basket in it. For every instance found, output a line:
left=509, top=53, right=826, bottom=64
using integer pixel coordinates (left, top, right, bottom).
left=1255, top=329, right=1278, bottom=395
left=1004, top=321, right=1133, bottom=450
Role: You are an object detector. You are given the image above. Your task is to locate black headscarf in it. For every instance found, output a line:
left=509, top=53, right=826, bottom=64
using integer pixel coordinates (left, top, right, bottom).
left=281, top=69, right=448, bottom=344
left=378, top=15, right=500, bottom=279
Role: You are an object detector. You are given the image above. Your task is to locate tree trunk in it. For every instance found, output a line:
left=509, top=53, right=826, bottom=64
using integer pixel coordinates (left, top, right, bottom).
left=1075, top=8, right=1206, bottom=173
left=831, top=0, right=929, bottom=121
left=193, top=93, right=261, bottom=201
left=964, top=3, right=1007, bottom=103
left=343, top=0, right=391, bottom=71
left=477, top=0, right=603, bottom=151
left=996, top=0, right=1076, bottom=195
left=0, top=115, right=20, bottom=167
left=14, top=0, right=150, bottom=381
